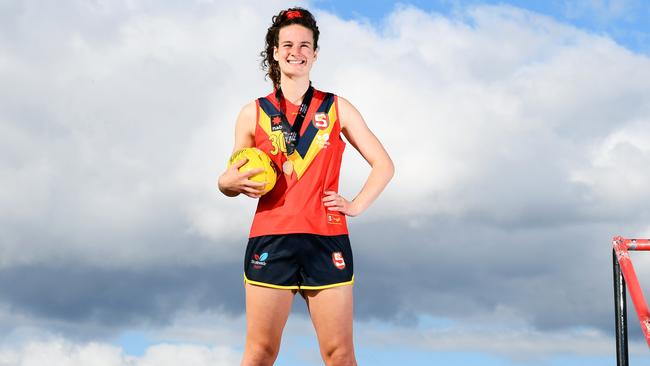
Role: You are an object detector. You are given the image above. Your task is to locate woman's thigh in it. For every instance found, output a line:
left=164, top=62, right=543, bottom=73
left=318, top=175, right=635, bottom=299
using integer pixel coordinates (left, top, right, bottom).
left=302, top=285, right=354, bottom=347
left=244, top=283, right=295, bottom=345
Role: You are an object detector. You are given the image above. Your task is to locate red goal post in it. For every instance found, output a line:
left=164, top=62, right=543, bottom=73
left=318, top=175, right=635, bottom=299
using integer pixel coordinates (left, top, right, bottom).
left=613, top=236, right=650, bottom=366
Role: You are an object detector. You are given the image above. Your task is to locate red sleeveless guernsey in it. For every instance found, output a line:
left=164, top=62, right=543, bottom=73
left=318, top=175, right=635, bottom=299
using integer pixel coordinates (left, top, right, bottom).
left=249, top=88, right=349, bottom=238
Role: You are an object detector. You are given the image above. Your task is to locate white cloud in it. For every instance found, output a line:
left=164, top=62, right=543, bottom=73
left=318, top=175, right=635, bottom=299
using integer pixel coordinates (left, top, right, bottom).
left=135, top=344, right=239, bottom=366
left=2, top=312, right=644, bottom=365
left=0, top=339, right=239, bottom=366
left=356, top=318, right=650, bottom=361
left=572, top=119, right=650, bottom=211
left=315, top=5, right=650, bottom=227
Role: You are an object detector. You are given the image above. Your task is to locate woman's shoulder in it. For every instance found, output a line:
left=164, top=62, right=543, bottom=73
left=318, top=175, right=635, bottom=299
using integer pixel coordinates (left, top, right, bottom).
left=238, top=100, right=257, bottom=118
left=333, top=94, right=356, bottom=113
left=234, top=100, right=258, bottom=134
left=330, top=94, right=365, bottom=131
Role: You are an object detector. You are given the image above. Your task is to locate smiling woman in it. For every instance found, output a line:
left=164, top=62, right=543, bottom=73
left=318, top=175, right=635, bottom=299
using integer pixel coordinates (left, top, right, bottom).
left=217, top=6, right=394, bottom=366
left=260, top=8, right=320, bottom=94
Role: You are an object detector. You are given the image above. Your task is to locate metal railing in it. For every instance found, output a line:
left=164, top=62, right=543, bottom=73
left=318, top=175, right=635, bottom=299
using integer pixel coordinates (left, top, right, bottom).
left=612, top=236, right=650, bottom=366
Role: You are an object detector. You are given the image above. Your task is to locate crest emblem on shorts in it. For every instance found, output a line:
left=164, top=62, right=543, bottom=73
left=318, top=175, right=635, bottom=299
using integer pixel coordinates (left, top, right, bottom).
left=332, top=252, right=346, bottom=270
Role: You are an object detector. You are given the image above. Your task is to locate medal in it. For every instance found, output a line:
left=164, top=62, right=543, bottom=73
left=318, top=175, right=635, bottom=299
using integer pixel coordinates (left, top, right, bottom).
left=275, top=84, right=314, bottom=157
left=283, top=160, right=294, bottom=175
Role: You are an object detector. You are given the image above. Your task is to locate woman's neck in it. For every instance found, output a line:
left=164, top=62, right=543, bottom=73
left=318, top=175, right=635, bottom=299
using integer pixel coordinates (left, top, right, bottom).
left=279, top=76, right=310, bottom=105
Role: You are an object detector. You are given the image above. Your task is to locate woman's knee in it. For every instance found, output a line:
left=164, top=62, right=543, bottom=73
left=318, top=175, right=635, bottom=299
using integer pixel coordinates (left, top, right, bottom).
left=321, top=343, right=356, bottom=366
left=242, top=340, right=281, bottom=366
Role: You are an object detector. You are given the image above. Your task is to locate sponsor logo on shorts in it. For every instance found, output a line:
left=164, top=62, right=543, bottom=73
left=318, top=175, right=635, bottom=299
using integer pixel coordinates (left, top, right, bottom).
left=332, top=252, right=346, bottom=270
left=327, top=213, right=343, bottom=225
left=251, top=252, right=268, bottom=269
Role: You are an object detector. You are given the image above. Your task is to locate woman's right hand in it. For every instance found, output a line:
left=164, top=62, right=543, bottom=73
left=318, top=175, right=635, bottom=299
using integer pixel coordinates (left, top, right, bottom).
left=218, top=158, right=266, bottom=198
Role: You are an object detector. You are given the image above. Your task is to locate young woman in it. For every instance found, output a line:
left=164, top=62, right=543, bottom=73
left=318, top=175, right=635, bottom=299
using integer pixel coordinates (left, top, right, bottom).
left=218, top=7, right=394, bottom=366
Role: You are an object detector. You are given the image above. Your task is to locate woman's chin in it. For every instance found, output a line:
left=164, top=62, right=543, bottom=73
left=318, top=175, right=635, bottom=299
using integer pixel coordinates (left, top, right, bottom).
left=281, top=70, right=311, bottom=79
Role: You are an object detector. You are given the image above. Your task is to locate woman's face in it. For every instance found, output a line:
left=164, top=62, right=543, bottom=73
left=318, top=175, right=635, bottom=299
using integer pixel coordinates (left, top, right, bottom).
left=273, top=24, right=317, bottom=80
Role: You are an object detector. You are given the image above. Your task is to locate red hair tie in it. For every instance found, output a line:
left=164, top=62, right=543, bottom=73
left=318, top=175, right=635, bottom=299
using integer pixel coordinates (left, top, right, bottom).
left=285, top=10, right=302, bottom=19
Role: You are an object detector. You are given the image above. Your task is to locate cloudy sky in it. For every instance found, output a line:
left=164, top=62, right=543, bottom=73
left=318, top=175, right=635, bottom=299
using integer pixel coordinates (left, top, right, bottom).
left=2, top=0, right=650, bottom=365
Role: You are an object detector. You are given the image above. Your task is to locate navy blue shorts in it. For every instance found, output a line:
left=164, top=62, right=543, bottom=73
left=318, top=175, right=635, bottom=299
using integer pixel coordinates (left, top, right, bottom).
left=244, top=234, right=354, bottom=290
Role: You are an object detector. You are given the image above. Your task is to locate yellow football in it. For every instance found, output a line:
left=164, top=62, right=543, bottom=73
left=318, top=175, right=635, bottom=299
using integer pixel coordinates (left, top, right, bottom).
left=228, top=147, right=277, bottom=195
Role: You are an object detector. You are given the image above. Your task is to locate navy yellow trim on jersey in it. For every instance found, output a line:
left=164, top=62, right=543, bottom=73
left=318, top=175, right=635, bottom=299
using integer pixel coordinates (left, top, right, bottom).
left=257, top=93, right=337, bottom=179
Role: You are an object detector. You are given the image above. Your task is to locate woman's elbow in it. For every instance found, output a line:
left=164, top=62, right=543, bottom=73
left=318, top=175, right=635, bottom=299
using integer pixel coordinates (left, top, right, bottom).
left=386, top=158, right=395, bottom=180
left=379, top=155, right=395, bottom=181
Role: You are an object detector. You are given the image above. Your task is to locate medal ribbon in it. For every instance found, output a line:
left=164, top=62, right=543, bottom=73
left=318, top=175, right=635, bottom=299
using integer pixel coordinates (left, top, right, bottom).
left=275, top=84, right=314, bottom=156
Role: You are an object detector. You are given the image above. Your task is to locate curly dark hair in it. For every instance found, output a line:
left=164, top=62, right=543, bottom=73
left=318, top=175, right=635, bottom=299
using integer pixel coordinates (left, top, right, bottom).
left=260, top=7, right=320, bottom=90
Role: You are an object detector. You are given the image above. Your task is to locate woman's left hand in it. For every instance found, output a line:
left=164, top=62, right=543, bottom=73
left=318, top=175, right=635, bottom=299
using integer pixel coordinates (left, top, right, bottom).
left=322, top=191, right=360, bottom=217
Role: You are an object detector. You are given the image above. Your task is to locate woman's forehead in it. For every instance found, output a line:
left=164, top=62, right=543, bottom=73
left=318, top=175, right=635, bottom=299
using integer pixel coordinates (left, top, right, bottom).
left=278, top=24, right=314, bottom=43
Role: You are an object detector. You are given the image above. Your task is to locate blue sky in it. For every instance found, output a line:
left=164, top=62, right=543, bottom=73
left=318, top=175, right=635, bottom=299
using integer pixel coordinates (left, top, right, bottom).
left=2, top=0, right=650, bottom=365
left=314, top=0, right=650, bottom=53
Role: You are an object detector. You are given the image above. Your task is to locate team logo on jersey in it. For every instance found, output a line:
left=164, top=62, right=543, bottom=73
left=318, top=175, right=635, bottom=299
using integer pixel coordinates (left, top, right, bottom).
left=270, top=115, right=283, bottom=131
left=251, top=252, right=269, bottom=269
left=327, top=213, right=343, bottom=225
left=313, top=112, right=329, bottom=130
left=332, top=252, right=346, bottom=270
